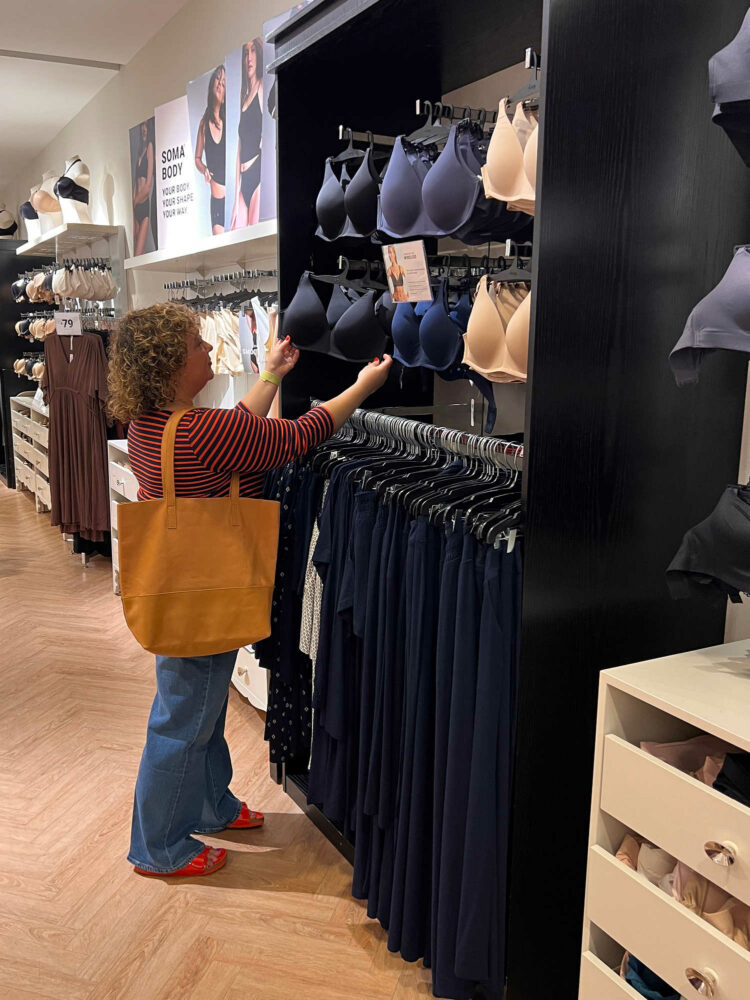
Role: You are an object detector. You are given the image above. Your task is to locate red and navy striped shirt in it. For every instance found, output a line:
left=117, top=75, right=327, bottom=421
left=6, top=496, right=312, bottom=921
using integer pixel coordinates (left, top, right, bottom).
left=127, top=403, right=334, bottom=500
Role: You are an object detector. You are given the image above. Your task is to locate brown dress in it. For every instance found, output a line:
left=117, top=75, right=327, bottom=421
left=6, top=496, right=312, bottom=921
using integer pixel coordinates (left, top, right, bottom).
left=42, top=332, right=110, bottom=541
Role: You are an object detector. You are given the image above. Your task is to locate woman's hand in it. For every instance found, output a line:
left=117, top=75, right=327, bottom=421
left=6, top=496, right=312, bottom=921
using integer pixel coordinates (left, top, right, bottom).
left=265, top=336, right=300, bottom=379
left=356, top=355, right=392, bottom=397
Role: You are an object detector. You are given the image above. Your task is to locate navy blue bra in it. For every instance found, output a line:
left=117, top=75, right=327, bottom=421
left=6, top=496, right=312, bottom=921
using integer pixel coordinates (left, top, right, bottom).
left=392, top=278, right=469, bottom=370
left=378, top=123, right=530, bottom=244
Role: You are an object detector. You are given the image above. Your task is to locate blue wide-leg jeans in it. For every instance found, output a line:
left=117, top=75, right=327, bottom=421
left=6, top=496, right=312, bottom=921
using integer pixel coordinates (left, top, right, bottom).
left=128, top=649, right=243, bottom=873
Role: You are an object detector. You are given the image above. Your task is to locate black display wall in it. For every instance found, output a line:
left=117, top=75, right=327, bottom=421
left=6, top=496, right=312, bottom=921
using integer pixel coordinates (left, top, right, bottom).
left=271, top=2, right=750, bottom=998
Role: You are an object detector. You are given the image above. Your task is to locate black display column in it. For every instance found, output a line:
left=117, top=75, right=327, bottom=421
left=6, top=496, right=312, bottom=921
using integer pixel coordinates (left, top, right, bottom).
left=508, top=2, right=750, bottom=998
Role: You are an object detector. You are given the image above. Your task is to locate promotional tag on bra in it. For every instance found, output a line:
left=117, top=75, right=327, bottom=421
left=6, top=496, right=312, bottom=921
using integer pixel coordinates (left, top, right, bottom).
left=382, top=240, right=433, bottom=303
left=57, top=311, right=82, bottom=336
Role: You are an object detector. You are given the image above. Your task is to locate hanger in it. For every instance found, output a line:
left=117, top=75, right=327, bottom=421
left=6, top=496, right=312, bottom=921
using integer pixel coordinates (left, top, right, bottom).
left=508, top=50, right=541, bottom=109
left=405, top=101, right=451, bottom=147
left=331, top=127, right=366, bottom=164
left=490, top=254, right=532, bottom=283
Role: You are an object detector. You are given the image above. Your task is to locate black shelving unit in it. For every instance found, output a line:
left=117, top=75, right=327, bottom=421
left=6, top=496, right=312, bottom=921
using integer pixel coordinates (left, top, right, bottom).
left=269, top=3, right=750, bottom=998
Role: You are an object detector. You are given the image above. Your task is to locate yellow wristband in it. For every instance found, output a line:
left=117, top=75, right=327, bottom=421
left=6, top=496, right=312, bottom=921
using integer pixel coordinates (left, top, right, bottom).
left=260, top=369, right=282, bottom=387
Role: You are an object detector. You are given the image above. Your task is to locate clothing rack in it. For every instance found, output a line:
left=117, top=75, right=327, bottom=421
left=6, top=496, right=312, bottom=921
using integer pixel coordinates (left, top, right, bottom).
left=427, top=246, right=533, bottom=278
left=336, top=125, right=395, bottom=147
left=415, top=99, right=499, bottom=127
left=314, top=401, right=524, bottom=472
left=164, top=269, right=277, bottom=295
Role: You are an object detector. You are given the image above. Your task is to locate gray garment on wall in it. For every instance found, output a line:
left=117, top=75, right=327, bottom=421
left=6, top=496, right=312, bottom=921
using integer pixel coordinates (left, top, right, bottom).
left=710, top=7, right=750, bottom=104
left=669, top=247, right=750, bottom=385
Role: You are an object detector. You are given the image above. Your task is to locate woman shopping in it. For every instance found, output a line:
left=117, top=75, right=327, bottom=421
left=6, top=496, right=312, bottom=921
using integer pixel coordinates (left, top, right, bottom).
left=108, top=302, right=391, bottom=877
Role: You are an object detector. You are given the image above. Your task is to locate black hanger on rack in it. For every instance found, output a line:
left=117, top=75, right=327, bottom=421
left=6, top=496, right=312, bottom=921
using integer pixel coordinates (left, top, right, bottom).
left=489, top=253, right=532, bottom=283
left=331, top=127, right=366, bottom=164
left=406, top=100, right=451, bottom=147
left=508, top=50, right=541, bottom=109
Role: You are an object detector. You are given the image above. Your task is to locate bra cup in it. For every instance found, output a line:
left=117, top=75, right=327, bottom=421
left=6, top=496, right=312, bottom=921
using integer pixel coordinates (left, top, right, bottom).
left=344, top=149, right=380, bottom=235
left=465, top=277, right=506, bottom=370
left=419, top=307, right=460, bottom=369
left=422, top=126, right=480, bottom=233
left=283, top=272, right=330, bottom=348
left=326, top=283, right=359, bottom=327
left=512, top=102, right=535, bottom=152
left=483, top=97, right=535, bottom=205
left=332, top=290, right=384, bottom=361
left=392, top=302, right=423, bottom=365
left=418, top=283, right=461, bottom=369
left=503, top=286, right=531, bottom=375
left=524, top=125, right=539, bottom=189
left=379, top=138, right=426, bottom=234
left=315, top=159, right=347, bottom=239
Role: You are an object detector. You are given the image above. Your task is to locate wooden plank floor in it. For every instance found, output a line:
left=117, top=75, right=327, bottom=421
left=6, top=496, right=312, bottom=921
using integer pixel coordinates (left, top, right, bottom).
left=0, top=483, right=432, bottom=999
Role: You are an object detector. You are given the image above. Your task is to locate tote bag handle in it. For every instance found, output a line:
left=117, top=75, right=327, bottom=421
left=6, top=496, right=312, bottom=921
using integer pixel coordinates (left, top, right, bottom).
left=161, top=409, right=241, bottom=529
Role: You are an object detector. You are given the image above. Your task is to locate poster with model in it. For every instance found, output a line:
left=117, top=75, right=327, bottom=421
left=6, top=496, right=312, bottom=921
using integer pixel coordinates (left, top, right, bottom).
left=129, top=117, right=157, bottom=255
left=227, top=39, right=263, bottom=229
left=187, top=64, right=226, bottom=237
left=154, top=96, right=199, bottom=251
left=382, top=241, right=433, bottom=302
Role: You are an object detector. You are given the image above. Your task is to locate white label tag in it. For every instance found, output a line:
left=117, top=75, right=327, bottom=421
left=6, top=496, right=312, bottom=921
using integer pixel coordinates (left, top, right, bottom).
left=57, top=312, right=82, bottom=336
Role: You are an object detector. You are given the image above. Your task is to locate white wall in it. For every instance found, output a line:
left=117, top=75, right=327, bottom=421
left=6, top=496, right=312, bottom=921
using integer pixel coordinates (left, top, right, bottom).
left=0, top=0, right=291, bottom=283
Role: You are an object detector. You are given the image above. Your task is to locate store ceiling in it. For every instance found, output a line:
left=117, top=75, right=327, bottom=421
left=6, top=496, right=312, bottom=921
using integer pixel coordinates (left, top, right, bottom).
left=0, top=0, right=191, bottom=193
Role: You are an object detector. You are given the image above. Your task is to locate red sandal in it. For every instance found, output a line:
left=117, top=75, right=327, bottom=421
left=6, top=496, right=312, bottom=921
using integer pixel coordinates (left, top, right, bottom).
left=134, top=845, right=227, bottom=878
left=226, top=802, right=264, bottom=830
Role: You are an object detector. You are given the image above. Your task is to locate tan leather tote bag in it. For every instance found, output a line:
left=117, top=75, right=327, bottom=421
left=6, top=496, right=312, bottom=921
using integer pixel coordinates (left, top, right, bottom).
left=118, top=409, right=280, bottom=657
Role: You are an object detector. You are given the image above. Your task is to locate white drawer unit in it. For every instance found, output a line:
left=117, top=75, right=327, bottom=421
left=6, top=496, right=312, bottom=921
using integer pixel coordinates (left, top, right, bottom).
left=580, top=641, right=750, bottom=1000
left=11, top=395, right=51, bottom=518
left=108, top=440, right=130, bottom=593
left=108, top=459, right=138, bottom=503
left=35, top=476, right=52, bottom=509
left=29, top=421, right=49, bottom=448
left=33, top=449, right=49, bottom=478
left=579, top=952, right=641, bottom=1000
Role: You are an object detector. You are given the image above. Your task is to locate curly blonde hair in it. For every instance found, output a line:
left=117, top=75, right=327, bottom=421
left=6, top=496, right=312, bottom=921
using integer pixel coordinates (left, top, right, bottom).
left=108, top=302, right=199, bottom=422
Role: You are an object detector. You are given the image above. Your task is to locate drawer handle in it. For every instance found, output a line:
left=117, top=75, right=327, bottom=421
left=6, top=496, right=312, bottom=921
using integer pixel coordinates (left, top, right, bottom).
left=685, top=967, right=717, bottom=998
left=704, top=840, right=737, bottom=867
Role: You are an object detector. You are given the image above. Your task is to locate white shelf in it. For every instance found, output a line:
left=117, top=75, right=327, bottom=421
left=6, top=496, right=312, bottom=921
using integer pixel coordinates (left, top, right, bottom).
left=603, top=638, right=750, bottom=755
left=123, top=219, right=278, bottom=275
left=16, top=222, right=121, bottom=258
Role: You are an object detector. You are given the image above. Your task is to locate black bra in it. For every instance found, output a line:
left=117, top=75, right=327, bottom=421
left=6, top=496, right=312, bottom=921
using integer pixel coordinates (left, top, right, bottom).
left=0, top=219, right=17, bottom=236
left=19, top=202, right=38, bottom=221
left=315, top=148, right=383, bottom=240
left=54, top=176, right=89, bottom=204
left=282, top=271, right=391, bottom=362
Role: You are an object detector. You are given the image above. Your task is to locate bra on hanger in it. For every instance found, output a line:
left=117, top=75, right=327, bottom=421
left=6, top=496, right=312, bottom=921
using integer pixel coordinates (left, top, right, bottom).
left=462, top=275, right=531, bottom=382
left=378, top=123, right=531, bottom=243
left=391, top=277, right=465, bottom=370
left=282, top=271, right=390, bottom=362
left=377, top=137, right=444, bottom=239
left=316, top=147, right=383, bottom=240
left=482, top=97, right=537, bottom=215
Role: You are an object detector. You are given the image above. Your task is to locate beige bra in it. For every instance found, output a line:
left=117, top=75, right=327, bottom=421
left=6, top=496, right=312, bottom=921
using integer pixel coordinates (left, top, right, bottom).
left=462, top=276, right=530, bottom=383
left=482, top=97, right=537, bottom=216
